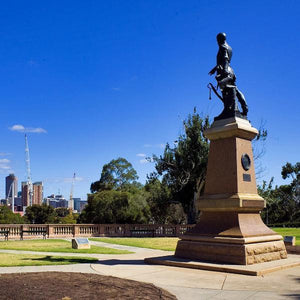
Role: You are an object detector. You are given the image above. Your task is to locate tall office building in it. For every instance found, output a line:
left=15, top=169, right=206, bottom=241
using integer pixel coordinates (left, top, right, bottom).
left=21, top=182, right=29, bottom=207
left=33, top=182, right=43, bottom=205
left=73, top=198, right=81, bottom=211
left=22, top=181, right=43, bottom=206
left=5, top=174, right=18, bottom=199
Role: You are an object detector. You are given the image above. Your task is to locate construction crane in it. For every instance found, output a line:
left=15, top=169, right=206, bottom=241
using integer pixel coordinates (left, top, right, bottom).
left=69, top=173, right=76, bottom=211
left=25, top=134, right=33, bottom=207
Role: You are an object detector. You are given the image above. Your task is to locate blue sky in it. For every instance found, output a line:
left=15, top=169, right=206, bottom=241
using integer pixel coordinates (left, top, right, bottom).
left=0, top=0, right=299, bottom=200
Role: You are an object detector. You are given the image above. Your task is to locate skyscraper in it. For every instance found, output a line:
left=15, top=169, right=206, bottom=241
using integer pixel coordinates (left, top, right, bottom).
left=22, top=181, right=43, bottom=206
left=33, top=182, right=43, bottom=205
left=21, top=182, right=29, bottom=207
left=5, top=174, right=18, bottom=200
left=73, top=198, right=81, bottom=211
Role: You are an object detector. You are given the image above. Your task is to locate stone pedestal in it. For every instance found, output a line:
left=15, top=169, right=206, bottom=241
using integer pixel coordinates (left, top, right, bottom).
left=175, top=117, right=287, bottom=265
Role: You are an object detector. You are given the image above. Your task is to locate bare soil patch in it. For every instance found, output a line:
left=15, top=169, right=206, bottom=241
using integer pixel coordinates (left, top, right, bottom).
left=0, top=272, right=176, bottom=300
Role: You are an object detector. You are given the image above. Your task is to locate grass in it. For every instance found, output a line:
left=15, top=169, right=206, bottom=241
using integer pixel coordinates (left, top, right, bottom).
left=0, top=253, right=98, bottom=267
left=0, top=239, right=133, bottom=254
left=90, top=228, right=300, bottom=250
left=89, top=237, right=179, bottom=251
left=272, top=228, right=300, bottom=245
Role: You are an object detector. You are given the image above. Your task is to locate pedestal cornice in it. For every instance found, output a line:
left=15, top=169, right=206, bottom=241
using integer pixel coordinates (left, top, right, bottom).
left=197, top=193, right=265, bottom=211
left=204, top=117, right=258, bottom=141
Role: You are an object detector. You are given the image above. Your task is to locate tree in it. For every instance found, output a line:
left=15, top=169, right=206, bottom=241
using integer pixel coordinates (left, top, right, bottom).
left=54, top=207, right=77, bottom=224
left=253, top=121, right=268, bottom=179
left=90, top=158, right=139, bottom=193
left=0, top=206, right=25, bottom=224
left=80, top=158, right=150, bottom=224
left=25, top=204, right=56, bottom=224
left=259, top=162, right=300, bottom=224
left=55, top=207, right=70, bottom=218
left=150, top=110, right=210, bottom=223
left=78, top=190, right=150, bottom=224
left=281, top=162, right=300, bottom=204
left=144, top=177, right=186, bottom=224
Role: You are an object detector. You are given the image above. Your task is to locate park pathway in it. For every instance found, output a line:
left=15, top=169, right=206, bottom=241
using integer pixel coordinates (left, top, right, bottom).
left=0, top=240, right=299, bottom=299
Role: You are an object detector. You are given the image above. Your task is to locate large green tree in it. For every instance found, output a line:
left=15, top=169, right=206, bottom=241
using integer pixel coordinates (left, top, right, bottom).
left=78, top=190, right=150, bottom=224
left=90, top=157, right=139, bottom=192
left=0, top=206, right=25, bottom=224
left=281, top=162, right=300, bottom=204
left=25, top=204, right=56, bottom=224
left=150, top=110, right=210, bottom=223
left=144, top=177, right=186, bottom=224
left=259, top=162, right=300, bottom=224
left=81, top=158, right=150, bottom=224
left=54, top=207, right=77, bottom=224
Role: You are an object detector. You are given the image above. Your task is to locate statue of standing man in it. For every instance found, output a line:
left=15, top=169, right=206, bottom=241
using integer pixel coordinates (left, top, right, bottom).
left=208, top=33, right=248, bottom=120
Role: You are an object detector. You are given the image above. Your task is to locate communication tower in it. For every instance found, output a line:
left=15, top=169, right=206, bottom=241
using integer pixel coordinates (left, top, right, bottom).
left=69, top=173, right=76, bottom=210
left=25, top=134, right=33, bottom=206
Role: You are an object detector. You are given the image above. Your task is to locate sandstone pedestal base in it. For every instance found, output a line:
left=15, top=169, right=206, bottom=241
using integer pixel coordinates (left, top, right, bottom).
left=175, top=237, right=287, bottom=265
left=145, top=253, right=300, bottom=276
left=174, top=117, right=288, bottom=265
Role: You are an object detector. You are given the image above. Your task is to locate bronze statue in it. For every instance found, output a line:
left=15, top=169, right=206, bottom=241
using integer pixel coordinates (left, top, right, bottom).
left=208, top=33, right=248, bottom=120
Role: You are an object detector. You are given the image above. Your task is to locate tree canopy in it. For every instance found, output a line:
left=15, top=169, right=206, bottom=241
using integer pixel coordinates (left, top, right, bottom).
left=0, top=206, right=24, bottom=224
left=81, top=157, right=150, bottom=224
left=149, top=110, right=210, bottom=223
left=24, top=205, right=77, bottom=224
left=79, top=190, right=150, bottom=224
left=90, top=157, right=139, bottom=193
left=25, top=204, right=56, bottom=224
left=259, top=162, right=300, bottom=225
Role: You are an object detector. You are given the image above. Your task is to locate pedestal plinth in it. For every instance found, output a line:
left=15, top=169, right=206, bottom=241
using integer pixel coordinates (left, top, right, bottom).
left=175, top=117, right=287, bottom=265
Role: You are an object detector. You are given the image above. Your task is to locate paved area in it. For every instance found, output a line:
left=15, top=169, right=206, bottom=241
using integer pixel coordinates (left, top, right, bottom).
left=0, top=240, right=299, bottom=299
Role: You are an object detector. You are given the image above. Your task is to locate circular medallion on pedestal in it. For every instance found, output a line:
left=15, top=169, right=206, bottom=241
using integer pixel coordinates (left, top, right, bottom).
left=241, top=154, right=251, bottom=171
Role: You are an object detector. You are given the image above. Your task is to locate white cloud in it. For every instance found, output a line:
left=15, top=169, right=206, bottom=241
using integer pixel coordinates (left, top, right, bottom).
left=139, top=159, right=149, bottom=164
left=10, top=124, right=25, bottom=131
left=143, top=143, right=165, bottom=149
left=9, top=124, right=47, bottom=133
left=0, top=165, right=10, bottom=170
left=0, top=159, right=10, bottom=163
left=136, top=153, right=146, bottom=157
left=0, top=152, right=11, bottom=156
left=0, top=157, right=11, bottom=171
left=0, top=163, right=11, bottom=170
left=63, top=176, right=84, bottom=183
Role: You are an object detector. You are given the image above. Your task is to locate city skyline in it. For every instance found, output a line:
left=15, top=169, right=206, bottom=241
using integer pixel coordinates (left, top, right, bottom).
left=0, top=1, right=299, bottom=200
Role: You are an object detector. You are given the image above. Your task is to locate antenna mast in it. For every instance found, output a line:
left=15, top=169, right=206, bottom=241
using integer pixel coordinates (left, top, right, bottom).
left=69, top=172, right=76, bottom=210
left=25, top=134, right=33, bottom=206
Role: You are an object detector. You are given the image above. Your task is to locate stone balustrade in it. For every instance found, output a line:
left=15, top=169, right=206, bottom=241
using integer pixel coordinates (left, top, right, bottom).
left=0, top=224, right=195, bottom=239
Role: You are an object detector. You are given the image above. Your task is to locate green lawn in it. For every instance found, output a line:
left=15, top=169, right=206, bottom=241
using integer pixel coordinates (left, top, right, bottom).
left=90, top=237, right=179, bottom=251
left=272, top=228, right=300, bottom=245
left=0, top=239, right=133, bottom=254
left=0, top=253, right=98, bottom=267
left=90, top=228, right=300, bottom=250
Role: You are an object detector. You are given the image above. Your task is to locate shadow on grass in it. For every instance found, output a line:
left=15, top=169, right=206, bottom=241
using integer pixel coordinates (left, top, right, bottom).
left=22, top=255, right=98, bottom=264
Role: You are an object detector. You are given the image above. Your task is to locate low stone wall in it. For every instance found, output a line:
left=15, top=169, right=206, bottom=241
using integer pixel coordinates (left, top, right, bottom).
left=0, top=224, right=195, bottom=240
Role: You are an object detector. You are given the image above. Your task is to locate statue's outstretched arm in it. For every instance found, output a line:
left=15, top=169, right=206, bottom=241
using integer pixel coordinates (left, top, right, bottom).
left=209, top=66, right=217, bottom=75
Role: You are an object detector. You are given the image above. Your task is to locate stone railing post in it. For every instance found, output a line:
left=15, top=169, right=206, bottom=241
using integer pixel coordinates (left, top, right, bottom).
left=74, top=224, right=80, bottom=237
left=48, top=224, right=54, bottom=238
